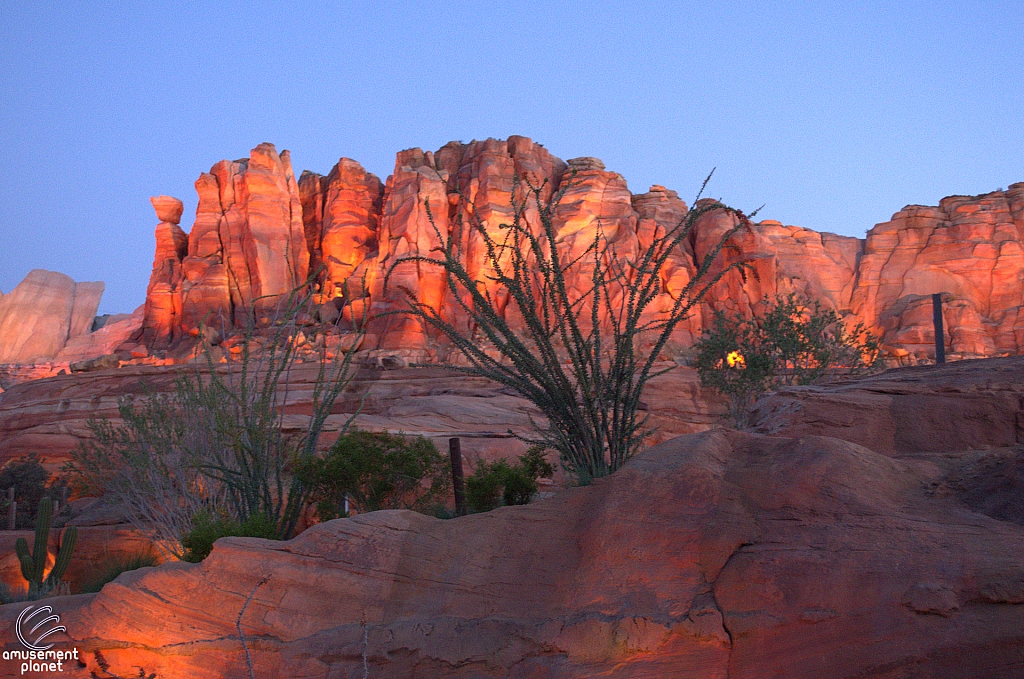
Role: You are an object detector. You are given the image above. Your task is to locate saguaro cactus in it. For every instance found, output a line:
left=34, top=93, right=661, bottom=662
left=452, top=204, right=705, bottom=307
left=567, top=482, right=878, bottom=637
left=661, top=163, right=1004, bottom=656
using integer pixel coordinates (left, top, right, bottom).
left=15, top=497, right=77, bottom=596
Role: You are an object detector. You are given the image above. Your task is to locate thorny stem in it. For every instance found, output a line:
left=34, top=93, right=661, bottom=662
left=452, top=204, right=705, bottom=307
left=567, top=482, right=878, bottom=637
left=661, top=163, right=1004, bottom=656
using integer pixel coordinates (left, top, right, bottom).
left=383, top=168, right=756, bottom=480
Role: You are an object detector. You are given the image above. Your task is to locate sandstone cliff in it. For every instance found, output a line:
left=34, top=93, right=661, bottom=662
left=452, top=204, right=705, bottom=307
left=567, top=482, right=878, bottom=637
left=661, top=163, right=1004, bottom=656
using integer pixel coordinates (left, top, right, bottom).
left=141, top=138, right=1024, bottom=364
left=141, top=144, right=309, bottom=347
left=0, top=270, right=104, bottom=364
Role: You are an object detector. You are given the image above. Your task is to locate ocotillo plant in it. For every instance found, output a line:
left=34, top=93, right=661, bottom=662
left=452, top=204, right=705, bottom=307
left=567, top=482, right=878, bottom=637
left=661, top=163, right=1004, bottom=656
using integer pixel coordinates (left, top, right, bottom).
left=15, top=497, right=77, bottom=597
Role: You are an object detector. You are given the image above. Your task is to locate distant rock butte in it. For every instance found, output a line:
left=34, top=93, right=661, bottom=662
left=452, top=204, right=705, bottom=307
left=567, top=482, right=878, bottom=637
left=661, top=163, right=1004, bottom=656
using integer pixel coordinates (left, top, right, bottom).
left=139, top=138, right=1024, bottom=363
left=0, top=270, right=104, bottom=364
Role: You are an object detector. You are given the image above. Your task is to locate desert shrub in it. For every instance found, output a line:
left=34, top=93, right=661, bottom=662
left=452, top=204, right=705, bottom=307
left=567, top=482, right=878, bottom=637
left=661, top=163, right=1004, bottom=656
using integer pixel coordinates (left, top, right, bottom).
left=80, top=549, right=161, bottom=593
left=387, top=171, right=755, bottom=482
left=0, top=579, right=71, bottom=605
left=466, top=446, right=554, bottom=513
left=72, top=391, right=226, bottom=559
left=294, top=429, right=450, bottom=518
left=69, top=279, right=367, bottom=558
left=180, top=511, right=279, bottom=563
left=695, top=294, right=880, bottom=427
left=0, top=455, right=69, bottom=529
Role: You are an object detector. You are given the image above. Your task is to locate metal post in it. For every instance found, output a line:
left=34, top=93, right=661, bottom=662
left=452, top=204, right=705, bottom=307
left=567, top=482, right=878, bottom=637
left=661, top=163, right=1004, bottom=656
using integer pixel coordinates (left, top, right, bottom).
left=932, top=293, right=945, bottom=365
left=449, top=437, right=466, bottom=517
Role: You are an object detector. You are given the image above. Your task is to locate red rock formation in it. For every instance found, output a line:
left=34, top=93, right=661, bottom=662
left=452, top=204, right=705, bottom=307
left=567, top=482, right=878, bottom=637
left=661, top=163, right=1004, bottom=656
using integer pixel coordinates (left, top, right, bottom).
left=0, top=270, right=104, bottom=364
left=631, top=185, right=705, bottom=343
left=140, top=196, right=188, bottom=347
left=138, top=137, right=1024, bottom=364
left=298, top=158, right=384, bottom=300
left=143, top=144, right=311, bottom=345
left=850, top=184, right=1024, bottom=360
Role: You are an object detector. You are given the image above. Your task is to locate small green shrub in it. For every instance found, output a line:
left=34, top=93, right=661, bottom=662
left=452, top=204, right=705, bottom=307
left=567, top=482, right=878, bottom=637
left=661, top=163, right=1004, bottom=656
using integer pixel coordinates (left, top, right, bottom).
left=180, top=511, right=279, bottom=563
left=694, top=294, right=880, bottom=427
left=80, top=549, right=161, bottom=594
left=466, top=446, right=554, bottom=513
left=294, top=429, right=450, bottom=519
left=0, top=455, right=69, bottom=529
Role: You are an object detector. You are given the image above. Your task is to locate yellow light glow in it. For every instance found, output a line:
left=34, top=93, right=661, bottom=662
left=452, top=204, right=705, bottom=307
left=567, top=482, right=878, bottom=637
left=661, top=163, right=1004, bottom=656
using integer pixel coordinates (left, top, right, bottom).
left=726, top=350, right=745, bottom=368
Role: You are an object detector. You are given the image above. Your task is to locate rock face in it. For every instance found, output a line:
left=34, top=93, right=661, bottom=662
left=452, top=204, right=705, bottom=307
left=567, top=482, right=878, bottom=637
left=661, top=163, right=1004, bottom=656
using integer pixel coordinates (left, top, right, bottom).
left=850, top=186, right=1024, bottom=360
left=55, top=306, right=144, bottom=364
left=141, top=138, right=1024, bottom=363
left=750, top=355, right=1024, bottom=455
left=0, top=361, right=720, bottom=471
left=142, top=144, right=310, bottom=347
left=0, top=270, right=104, bottom=364
left=298, top=158, right=384, bottom=301
left=3, top=421, right=1022, bottom=677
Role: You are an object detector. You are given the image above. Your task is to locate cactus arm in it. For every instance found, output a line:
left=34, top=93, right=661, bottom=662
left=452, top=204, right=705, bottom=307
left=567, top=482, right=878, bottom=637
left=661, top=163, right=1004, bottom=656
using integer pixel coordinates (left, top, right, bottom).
left=32, top=498, right=52, bottom=584
left=44, top=526, right=77, bottom=587
left=15, top=537, right=33, bottom=582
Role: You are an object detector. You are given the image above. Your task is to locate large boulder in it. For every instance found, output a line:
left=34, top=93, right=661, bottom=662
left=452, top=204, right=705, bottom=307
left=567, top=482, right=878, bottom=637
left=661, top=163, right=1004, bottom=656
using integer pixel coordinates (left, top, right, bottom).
left=0, top=428, right=1021, bottom=677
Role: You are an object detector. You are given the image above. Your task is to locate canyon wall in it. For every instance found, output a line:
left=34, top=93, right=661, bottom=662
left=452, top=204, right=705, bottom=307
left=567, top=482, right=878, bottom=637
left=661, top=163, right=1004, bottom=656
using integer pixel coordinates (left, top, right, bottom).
left=141, top=137, right=1024, bottom=364
left=4, top=137, right=1020, bottom=367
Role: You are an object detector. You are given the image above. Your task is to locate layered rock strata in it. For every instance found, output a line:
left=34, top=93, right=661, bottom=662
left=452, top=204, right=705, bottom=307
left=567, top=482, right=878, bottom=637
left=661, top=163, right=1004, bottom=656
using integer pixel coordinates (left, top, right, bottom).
left=750, top=355, right=1024, bottom=454
left=0, top=361, right=721, bottom=471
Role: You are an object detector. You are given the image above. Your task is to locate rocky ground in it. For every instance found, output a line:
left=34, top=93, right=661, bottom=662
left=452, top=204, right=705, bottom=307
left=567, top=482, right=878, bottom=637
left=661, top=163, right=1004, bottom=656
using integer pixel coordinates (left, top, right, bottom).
left=0, top=358, right=1020, bottom=677
left=0, top=360, right=722, bottom=475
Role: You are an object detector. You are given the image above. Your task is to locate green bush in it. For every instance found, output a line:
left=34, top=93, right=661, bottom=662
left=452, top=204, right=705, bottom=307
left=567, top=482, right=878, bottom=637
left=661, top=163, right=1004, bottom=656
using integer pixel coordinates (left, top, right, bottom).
left=0, top=455, right=69, bottom=529
left=694, top=294, right=880, bottom=427
left=80, top=549, right=161, bottom=593
left=466, top=446, right=554, bottom=513
left=68, top=279, right=366, bottom=559
left=180, top=511, right=279, bottom=563
left=294, top=429, right=450, bottom=519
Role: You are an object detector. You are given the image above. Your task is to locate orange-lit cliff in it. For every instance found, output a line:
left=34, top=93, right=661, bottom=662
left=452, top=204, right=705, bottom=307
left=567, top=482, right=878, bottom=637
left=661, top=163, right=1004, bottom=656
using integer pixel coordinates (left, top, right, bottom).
left=139, top=137, right=1024, bottom=364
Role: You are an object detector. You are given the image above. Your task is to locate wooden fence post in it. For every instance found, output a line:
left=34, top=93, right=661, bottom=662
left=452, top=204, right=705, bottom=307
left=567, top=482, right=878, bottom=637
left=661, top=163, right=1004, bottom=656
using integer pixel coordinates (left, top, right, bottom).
left=449, top=438, right=466, bottom=517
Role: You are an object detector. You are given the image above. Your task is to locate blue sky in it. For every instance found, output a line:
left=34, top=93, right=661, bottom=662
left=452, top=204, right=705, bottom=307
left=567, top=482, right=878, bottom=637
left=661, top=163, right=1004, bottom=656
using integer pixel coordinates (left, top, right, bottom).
left=1, top=1, right=1021, bottom=313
